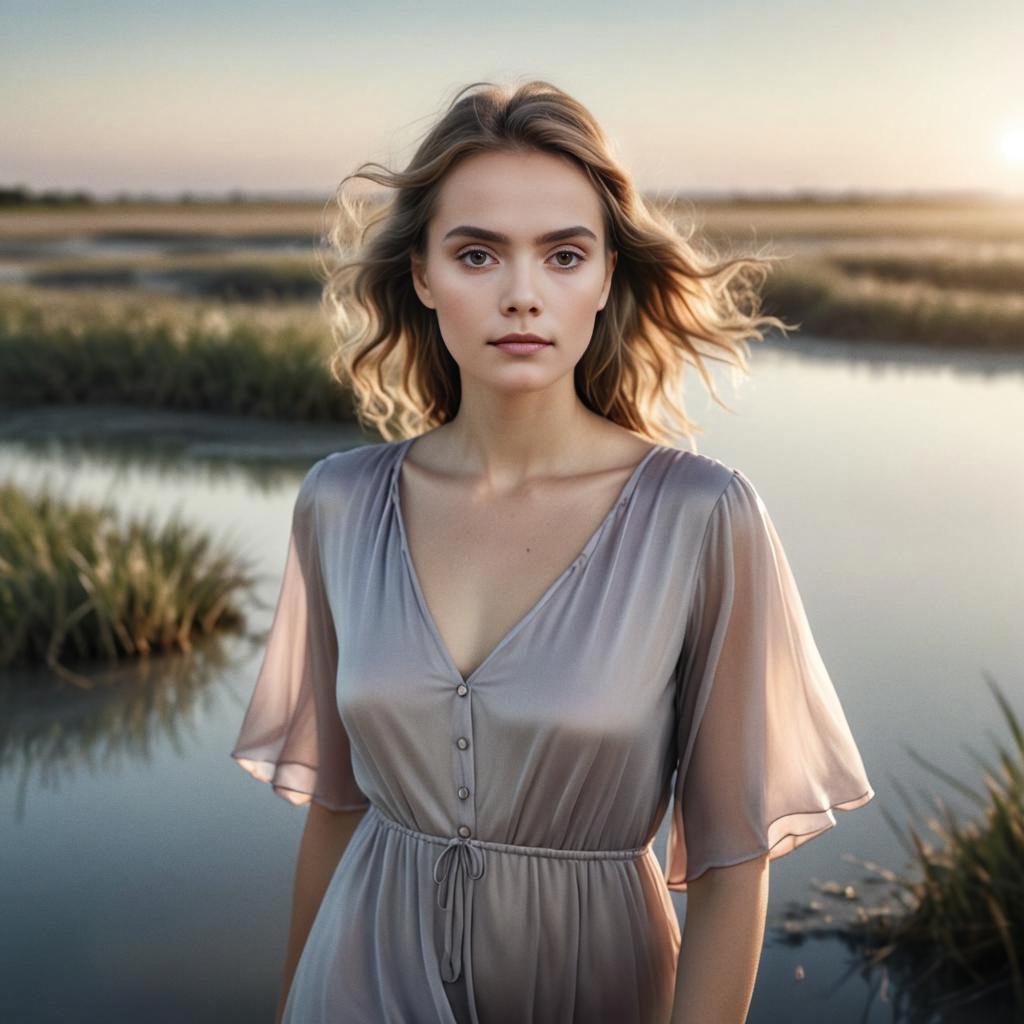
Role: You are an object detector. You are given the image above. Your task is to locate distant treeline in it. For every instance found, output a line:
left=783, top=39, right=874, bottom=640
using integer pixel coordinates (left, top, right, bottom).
left=2, top=183, right=1010, bottom=209
left=0, top=186, right=98, bottom=207
left=0, top=185, right=260, bottom=207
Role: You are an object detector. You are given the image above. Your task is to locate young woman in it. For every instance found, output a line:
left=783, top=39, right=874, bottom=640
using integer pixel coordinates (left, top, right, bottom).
left=231, top=79, right=875, bottom=1024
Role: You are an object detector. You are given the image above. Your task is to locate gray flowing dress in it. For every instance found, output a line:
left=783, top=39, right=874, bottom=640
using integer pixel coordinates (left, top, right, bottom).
left=230, top=437, right=875, bottom=1024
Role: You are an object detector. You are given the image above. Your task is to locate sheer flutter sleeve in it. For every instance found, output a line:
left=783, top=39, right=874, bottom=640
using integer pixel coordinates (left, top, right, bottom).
left=665, top=469, right=874, bottom=891
left=230, top=458, right=370, bottom=813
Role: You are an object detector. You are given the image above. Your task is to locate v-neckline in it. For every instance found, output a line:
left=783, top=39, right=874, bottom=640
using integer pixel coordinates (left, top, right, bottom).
left=388, top=437, right=663, bottom=687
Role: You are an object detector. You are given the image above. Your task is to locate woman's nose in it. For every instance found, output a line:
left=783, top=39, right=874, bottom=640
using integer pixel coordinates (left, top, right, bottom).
left=501, top=259, right=542, bottom=313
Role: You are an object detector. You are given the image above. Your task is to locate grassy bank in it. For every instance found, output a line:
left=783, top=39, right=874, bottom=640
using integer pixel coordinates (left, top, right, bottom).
left=849, top=674, right=1024, bottom=1015
left=0, top=285, right=357, bottom=420
left=0, top=479, right=258, bottom=686
left=764, top=258, right=1024, bottom=352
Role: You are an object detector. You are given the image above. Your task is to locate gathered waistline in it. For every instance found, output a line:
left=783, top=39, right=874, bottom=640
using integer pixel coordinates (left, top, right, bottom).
left=366, top=803, right=652, bottom=985
left=366, top=801, right=652, bottom=861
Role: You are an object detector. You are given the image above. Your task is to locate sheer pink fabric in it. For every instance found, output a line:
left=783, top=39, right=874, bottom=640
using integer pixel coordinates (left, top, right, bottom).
left=666, top=469, right=874, bottom=890
left=230, top=459, right=370, bottom=813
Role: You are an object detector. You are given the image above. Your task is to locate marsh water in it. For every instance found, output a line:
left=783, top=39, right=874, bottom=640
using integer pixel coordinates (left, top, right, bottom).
left=1, top=336, right=1022, bottom=1023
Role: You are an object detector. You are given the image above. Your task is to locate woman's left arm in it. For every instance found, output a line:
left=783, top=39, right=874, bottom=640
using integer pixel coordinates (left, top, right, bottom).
left=670, top=852, right=770, bottom=1024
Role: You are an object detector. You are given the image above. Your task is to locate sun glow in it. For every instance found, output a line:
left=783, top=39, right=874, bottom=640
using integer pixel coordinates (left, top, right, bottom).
left=997, top=126, right=1024, bottom=164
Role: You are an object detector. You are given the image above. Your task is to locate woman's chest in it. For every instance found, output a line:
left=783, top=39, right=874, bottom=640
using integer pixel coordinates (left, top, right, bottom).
left=396, top=459, right=648, bottom=685
left=323, top=499, right=692, bottom=736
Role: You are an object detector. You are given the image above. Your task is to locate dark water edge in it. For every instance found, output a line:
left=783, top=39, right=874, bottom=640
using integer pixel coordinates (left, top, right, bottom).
left=0, top=404, right=376, bottom=465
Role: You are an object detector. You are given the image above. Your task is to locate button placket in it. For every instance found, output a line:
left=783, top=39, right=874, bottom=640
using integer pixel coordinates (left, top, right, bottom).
left=430, top=675, right=482, bottom=982
left=449, top=679, right=476, bottom=838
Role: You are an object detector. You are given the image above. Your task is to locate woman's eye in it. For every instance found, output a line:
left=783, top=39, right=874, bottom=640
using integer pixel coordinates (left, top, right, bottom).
left=551, top=249, right=584, bottom=270
left=458, top=248, right=494, bottom=268
left=455, top=248, right=585, bottom=271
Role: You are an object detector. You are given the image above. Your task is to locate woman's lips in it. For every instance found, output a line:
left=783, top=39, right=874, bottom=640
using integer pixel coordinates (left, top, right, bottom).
left=489, top=341, right=552, bottom=355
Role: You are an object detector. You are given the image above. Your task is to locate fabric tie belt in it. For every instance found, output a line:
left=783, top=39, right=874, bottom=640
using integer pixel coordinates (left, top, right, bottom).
left=431, top=837, right=486, bottom=983
left=366, top=803, right=652, bottom=984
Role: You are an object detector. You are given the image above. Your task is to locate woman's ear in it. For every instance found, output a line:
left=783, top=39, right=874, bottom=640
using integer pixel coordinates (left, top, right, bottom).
left=410, top=252, right=436, bottom=310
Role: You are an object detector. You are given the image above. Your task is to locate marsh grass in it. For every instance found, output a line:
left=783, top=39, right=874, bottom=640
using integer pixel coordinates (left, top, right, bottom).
left=0, top=284, right=356, bottom=420
left=0, top=480, right=259, bottom=688
left=831, top=673, right=1024, bottom=1017
left=828, top=254, right=1024, bottom=295
left=763, top=260, right=1024, bottom=351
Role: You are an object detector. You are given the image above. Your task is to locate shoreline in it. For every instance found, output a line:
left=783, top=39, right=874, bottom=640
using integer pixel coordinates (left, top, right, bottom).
left=0, top=404, right=377, bottom=461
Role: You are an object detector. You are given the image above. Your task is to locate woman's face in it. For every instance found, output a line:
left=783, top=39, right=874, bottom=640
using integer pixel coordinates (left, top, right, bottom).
left=410, top=148, right=617, bottom=394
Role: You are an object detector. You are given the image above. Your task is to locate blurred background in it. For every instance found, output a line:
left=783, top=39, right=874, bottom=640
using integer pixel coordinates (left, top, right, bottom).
left=1, top=2, right=1022, bottom=1022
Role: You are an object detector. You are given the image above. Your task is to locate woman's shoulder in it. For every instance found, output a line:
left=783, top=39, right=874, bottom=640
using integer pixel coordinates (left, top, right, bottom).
left=319, top=438, right=398, bottom=479
left=653, top=444, right=739, bottom=509
left=300, top=439, right=403, bottom=523
left=651, top=446, right=778, bottom=548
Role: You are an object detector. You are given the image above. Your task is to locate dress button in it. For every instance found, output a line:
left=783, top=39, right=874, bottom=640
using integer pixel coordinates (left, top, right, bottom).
left=457, top=786, right=470, bottom=799
left=456, top=737, right=469, bottom=750
left=456, top=683, right=468, bottom=697
left=457, top=825, right=471, bottom=838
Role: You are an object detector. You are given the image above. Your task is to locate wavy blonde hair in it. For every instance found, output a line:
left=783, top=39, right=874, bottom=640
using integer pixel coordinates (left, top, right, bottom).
left=317, top=79, right=792, bottom=448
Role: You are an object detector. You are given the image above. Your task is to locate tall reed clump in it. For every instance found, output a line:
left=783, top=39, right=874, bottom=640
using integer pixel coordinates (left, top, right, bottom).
left=0, top=481, right=257, bottom=688
left=854, top=673, right=1023, bottom=1016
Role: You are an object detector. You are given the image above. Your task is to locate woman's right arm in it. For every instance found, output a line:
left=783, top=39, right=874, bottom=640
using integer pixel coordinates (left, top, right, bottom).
left=275, top=803, right=369, bottom=1024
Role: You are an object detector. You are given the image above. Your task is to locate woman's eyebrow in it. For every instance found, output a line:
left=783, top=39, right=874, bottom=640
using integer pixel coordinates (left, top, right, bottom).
left=442, top=225, right=598, bottom=245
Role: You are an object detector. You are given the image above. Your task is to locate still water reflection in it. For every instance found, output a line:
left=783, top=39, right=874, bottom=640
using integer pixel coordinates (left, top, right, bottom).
left=1, top=339, right=1021, bottom=1022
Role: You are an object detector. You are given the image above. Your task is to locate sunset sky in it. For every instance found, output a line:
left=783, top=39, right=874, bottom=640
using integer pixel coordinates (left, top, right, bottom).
left=3, top=0, right=1023, bottom=198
